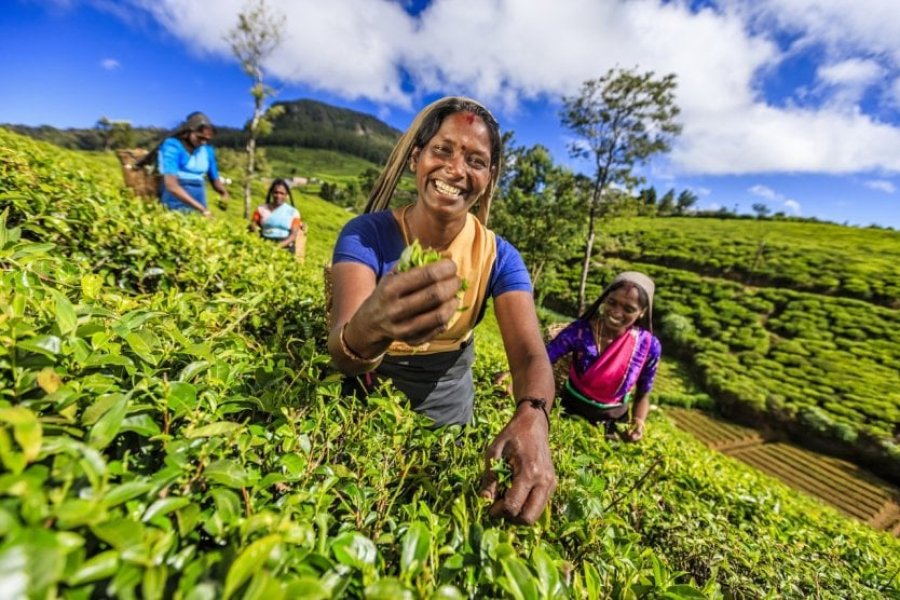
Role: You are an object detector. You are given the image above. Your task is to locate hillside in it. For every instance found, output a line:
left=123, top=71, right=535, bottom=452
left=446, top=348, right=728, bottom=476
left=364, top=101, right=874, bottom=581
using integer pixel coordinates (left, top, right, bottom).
left=3, top=98, right=402, bottom=165
left=532, top=216, right=900, bottom=483
left=4, top=129, right=900, bottom=597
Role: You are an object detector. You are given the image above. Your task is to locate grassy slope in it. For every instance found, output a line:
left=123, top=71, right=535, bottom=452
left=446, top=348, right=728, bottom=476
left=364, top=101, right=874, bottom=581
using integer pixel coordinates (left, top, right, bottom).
left=3, top=132, right=899, bottom=598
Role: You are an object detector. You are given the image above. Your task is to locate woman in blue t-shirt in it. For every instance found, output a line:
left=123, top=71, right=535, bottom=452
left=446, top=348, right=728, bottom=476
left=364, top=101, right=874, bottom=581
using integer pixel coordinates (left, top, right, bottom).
left=158, top=112, right=229, bottom=215
left=328, top=96, right=556, bottom=525
left=249, top=179, right=303, bottom=252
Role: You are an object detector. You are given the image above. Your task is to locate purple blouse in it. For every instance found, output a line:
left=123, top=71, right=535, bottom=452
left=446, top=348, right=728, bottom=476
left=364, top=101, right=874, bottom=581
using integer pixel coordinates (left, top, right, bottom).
left=546, top=320, right=662, bottom=399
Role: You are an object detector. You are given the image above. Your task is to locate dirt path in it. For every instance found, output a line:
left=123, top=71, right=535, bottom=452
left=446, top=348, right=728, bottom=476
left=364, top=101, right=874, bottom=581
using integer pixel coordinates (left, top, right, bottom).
left=666, top=407, right=900, bottom=535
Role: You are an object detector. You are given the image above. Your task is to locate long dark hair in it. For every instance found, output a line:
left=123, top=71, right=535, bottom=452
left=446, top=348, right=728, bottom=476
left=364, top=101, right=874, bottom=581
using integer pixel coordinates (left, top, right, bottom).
left=580, top=280, right=651, bottom=330
left=265, top=178, right=295, bottom=207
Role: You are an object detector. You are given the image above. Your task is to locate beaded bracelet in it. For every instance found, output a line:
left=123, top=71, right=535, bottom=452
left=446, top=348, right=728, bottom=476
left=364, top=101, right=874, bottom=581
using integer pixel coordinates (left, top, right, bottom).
left=339, top=323, right=384, bottom=370
left=516, top=396, right=551, bottom=428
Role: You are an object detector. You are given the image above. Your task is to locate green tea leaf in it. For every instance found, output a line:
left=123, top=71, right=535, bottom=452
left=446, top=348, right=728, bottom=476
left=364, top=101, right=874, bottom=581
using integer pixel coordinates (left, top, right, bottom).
left=204, top=459, right=250, bottom=489
left=332, top=532, right=377, bottom=569
left=17, top=335, right=61, bottom=357
left=53, top=291, right=78, bottom=335
left=143, top=497, right=191, bottom=522
left=400, top=522, right=431, bottom=578
left=81, top=273, right=103, bottom=300
left=89, top=394, right=127, bottom=449
left=283, top=577, right=329, bottom=599
left=68, top=549, right=119, bottom=586
left=428, top=585, right=465, bottom=600
left=499, top=557, right=539, bottom=600
left=91, top=518, right=144, bottom=550
left=124, top=331, right=159, bottom=365
left=103, top=480, right=153, bottom=508
left=184, top=421, right=242, bottom=439
left=166, top=381, right=198, bottom=414
left=142, top=564, right=168, bottom=600
left=223, top=534, right=281, bottom=600
left=365, top=578, right=414, bottom=600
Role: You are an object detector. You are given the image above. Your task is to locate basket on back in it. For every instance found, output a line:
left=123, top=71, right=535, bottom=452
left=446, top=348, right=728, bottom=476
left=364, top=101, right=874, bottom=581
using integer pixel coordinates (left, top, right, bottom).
left=545, top=323, right=570, bottom=393
left=115, top=149, right=160, bottom=198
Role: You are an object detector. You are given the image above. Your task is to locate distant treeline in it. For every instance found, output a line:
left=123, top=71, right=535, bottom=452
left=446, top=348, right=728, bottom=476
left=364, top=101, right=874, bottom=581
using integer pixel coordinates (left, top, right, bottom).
left=2, top=99, right=401, bottom=166
left=0, top=123, right=167, bottom=152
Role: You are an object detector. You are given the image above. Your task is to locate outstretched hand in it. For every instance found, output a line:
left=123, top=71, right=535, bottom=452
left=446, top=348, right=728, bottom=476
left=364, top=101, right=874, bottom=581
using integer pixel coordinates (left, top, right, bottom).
left=350, top=258, right=461, bottom=349
left=479, top=404, right=556, bottom=525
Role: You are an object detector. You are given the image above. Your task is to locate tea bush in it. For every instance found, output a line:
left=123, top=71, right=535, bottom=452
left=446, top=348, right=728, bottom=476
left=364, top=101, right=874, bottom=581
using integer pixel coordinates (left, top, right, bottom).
left=2, top=129, right=899, bottom=598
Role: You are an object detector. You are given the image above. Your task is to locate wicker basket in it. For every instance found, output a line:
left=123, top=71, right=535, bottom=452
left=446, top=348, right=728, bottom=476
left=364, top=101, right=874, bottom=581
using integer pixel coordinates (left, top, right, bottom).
left=545, top=323, right=571, bottom=392
left=115, top=149, right=160, bottom=198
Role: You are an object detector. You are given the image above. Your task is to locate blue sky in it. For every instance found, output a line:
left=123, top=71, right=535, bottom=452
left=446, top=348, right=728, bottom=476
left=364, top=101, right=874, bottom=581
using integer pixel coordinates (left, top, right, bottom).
left=3, top=0, right=900, bottom=228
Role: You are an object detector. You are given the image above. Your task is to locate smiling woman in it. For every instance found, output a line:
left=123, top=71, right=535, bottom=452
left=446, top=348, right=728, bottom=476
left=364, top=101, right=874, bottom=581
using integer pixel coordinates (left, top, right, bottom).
left=327, top=96, right=557, bottom=525
left=547, top=271, right=662, bottom=442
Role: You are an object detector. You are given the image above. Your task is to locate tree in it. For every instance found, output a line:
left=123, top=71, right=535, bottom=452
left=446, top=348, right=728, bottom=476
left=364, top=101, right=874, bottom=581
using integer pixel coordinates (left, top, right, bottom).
left=560, top=67, right=681, bottom=312
left=676, top=189, right=698, bottom=214
left=658, top=188, right=676, bottom=216
left=226, top=0, right=286, bottom=218
left=95, top=117, right=134, bottom=151
left=752, top=202, right=771, bottom=218
left=492, top=138, right=583, bottom=296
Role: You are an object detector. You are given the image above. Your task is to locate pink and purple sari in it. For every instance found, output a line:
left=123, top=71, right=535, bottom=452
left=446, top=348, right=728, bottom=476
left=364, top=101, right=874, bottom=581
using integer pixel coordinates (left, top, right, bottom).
left=547, top=320, right=661, bottom=415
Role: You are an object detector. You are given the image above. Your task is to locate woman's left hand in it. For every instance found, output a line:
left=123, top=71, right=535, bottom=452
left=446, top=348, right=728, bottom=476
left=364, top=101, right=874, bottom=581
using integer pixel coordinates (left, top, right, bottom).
left=625, top=419, right=645, bottom=442
left=479, top=405, right=556, bottom=525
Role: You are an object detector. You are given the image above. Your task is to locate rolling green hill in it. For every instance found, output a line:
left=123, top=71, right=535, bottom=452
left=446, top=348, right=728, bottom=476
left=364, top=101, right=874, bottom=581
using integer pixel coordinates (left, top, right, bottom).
left=214, top=99, right=401, bottom=165
left=3, top=97, right=403, bottom=166
left=3, top=128, right=900, bottom=598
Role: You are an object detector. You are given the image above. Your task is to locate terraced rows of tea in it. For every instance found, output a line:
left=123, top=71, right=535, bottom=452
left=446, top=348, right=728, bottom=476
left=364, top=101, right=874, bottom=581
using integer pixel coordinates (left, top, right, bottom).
left=667, top=408, right=900, bottom=534
left=541, top=229, right=900, bottom=484
left=5, top=129, right=900, bottom=598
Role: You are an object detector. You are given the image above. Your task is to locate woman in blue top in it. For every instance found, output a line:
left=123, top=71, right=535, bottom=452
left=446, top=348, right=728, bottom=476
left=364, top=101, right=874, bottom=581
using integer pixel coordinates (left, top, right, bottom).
left=329, top=96, right=556, bottom=525
left=250, top=179, right=303, bottom=252
left=158, top=111, right=229, bottom=215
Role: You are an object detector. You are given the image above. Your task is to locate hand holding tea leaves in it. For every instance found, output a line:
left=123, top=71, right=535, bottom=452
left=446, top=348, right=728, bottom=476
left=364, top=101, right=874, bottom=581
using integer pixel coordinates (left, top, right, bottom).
left=395, top=239, right=445, bottom=272
left=395, top=240, right=470, bottom=306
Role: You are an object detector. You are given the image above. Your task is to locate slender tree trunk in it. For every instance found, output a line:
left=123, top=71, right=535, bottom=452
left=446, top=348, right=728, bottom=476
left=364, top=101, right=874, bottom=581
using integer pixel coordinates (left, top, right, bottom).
left=243, top=90, right=264, bottom=219
left=577, top=220, right=596, bottom=315
left=243, top=135, right=256, bottom=219
left=531, top=261, right=545, bottom=293
left=577, top=175, right=605, bottom=313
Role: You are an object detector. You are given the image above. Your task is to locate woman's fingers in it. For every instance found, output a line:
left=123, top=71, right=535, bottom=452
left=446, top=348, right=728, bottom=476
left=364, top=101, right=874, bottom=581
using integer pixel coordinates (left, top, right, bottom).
left=374, top=259, right=462, bottom=342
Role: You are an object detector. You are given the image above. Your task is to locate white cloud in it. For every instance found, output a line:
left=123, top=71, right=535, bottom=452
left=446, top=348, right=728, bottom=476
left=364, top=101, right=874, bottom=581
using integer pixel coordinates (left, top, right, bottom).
left=818, top=59, right=884, bottom=88
left=100, top=58, right=120, bottom=70
left=732, top=0, right=900, bottom=66
left=110, top=0, right=900, bottom=176
left=865, top=179, right=896, bottom=194
left=784, top=199, right=801, bottom=214
left=816, top=58, right=885, bottom=110
left=749, top=184, right=778, bottom=201
left=749, top=184, right=801, bottom=214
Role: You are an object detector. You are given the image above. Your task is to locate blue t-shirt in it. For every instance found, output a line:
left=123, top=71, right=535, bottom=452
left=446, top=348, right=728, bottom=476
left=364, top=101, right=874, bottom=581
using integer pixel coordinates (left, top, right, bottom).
left=332, top=210, right=532, bottom=297
left=158, top=137, right=220, bottom=184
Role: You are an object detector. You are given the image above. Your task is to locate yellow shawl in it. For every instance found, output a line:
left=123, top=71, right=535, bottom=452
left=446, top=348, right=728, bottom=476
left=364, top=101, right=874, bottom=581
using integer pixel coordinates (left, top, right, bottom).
left=388, top=205, right=497, bottom=355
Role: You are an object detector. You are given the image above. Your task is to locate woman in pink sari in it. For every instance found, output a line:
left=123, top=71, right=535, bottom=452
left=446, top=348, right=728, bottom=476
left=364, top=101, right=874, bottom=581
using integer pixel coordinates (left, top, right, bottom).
left=546, top=272, right=661, bottom=441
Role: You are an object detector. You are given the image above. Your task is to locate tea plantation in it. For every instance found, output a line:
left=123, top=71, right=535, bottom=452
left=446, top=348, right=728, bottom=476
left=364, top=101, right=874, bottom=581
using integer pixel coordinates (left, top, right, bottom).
left=538, top=217, right=900, bottom=484
left=2, top=129, right=900, bottom=598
